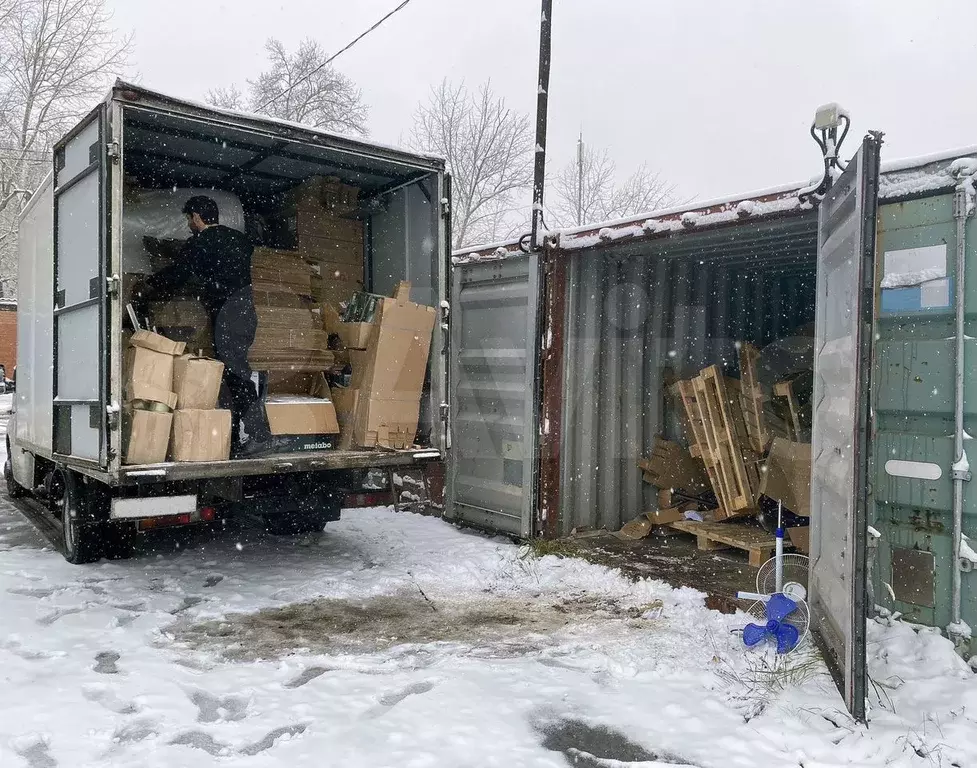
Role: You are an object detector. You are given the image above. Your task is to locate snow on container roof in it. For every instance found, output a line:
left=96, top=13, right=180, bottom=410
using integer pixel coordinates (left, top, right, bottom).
left=110, top=80, right=446, bottom=172
left=455, top=144, right=977, bottom=263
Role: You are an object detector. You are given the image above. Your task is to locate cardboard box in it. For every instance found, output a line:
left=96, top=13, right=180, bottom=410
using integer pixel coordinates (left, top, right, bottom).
left=125, top=344, right=178, bottom=398
left=173, top=355, right=224, bottom=410
left=131, top=329, right=186, bottom=357
left=127, top=382, right=177, bottom=411
left=170, top=409, right=232, bottom=462
left=789, top=526, right=811, bottom=554
left=266, top=396, right=340, bottom=436
left=292, top=210, right=363, bottom=243
left=759, top=439, right=812, bottom=517
left=331, top=283, right=435, bottom=450
left=310, top=260, right=364, bottom=284
left=337, top=320, right=375, bottom=351
left=123, top=407, right=173, bottom=465
left=289, top=176, right=360, bottom=216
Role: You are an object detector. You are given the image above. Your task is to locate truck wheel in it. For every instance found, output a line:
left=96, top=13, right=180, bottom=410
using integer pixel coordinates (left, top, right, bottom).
left=4, top=441, right=26, bottom=499
left=52, top=470, right=103, bottom=565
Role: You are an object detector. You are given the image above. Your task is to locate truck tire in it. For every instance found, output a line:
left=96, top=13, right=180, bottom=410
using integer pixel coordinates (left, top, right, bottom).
left=52, top=470, right=104, bottom=565
left=4, top=440, right=26, bottom=499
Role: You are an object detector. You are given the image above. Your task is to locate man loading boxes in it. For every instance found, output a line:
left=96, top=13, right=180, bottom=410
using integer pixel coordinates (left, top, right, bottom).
left=134, top=196, right=274, bottom=458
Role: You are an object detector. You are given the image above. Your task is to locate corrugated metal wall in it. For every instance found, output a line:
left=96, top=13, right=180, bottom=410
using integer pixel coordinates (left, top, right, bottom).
left=559, top=215, right=819, bottom=534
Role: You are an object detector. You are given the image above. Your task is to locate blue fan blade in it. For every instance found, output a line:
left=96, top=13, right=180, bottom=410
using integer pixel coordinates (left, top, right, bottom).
left=774, top=621, right=801, bottom=654
left=743, top=623, right=768, bottom=647
left=766, top=593, right=798, bottom=623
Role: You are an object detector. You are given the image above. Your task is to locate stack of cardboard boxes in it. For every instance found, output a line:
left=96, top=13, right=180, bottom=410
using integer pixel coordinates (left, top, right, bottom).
left=329, top=282, right=435, bottom=451
left=249, top=247, right=331, bottom=372
left=287, top=176, right=365, bottom=314
left=123, top=330, right=231, bottom=464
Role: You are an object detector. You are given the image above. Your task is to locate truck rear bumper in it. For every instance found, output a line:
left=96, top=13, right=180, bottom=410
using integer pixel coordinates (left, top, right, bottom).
left=114, top=448, right=443, bottom=486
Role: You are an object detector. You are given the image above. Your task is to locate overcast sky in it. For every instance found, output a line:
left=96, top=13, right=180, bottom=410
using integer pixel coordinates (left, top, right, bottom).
left=108, top=0, right=977, bottom=204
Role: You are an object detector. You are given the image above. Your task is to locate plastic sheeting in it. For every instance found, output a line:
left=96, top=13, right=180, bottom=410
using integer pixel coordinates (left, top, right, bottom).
left=122, top=188, right=245, bottom=273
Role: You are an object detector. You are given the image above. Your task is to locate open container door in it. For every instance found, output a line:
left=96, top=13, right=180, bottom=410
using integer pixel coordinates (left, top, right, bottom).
left=809, top=133, right=882, bottom=722
left=447, top=254, right=540, bottom=537
left=52, top=105, right=110, bottom=466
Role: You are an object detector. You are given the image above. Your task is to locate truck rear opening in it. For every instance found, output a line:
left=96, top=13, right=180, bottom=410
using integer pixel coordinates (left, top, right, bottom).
left=10, top=82, right=448, bottom=562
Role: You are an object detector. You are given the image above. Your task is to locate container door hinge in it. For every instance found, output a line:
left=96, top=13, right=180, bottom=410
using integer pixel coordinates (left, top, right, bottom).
left=952, top=467, right=973, bottom=482
left=107, top=141, right=120, bottom=163
left=441, top=197, right=450, bottom=218
left=106, top=274, right=120, bottom=296
left=106, top=402, right=121, bottom=430
left=440, top=402, right=449, bottom=421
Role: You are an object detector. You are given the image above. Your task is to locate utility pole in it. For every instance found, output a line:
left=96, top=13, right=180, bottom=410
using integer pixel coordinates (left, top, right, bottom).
left=576, top=133, right=584, bottom=226
left=530, top=0, right=553, bottom=250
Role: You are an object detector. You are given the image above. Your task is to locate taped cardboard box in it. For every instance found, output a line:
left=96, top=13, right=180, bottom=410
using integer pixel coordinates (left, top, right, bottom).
left=127, top=382, right=178, bottom=411
left=170, top=409, right=232, bottom=462
left=263, top=371, right=339, bottom=437
left=125, top=331, right=186, bottom=398
left=332, top=388, right=420, bottom=451
left=266, top=396, right=339, bottom=436
left=123, top=407, right=173, bottom=465
left=173, top=355, right=224, bottom=410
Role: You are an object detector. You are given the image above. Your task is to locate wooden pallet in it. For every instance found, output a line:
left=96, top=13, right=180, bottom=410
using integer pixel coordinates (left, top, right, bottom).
left=674, top=379, right=730, bottom=516
left=670, top=520, right=776, bottom=567
left=696, top=367, right=760, bottom=515
left=739, top=343, right=769, bottom=454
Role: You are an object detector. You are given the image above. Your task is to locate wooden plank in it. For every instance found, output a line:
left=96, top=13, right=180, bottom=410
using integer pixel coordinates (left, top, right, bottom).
left=739, top=343, right=769, bottom=454
left=670, top=520, right=776, bottom=567
left=774, top=380, right=802, bottom=441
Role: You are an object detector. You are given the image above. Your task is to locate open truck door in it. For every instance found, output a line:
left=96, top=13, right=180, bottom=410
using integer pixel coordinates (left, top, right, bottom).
left=52, top=105, right=110, bottom=467
left=446, top=253, right=540, bottom=538
left=809, top=133, right=882, bottom=722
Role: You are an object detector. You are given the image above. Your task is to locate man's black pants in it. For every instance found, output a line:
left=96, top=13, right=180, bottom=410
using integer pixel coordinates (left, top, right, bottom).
left=213, top=293, right=271, bottom=444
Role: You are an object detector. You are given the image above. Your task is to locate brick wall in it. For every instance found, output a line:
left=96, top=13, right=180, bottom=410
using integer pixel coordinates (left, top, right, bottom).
left=0, top=306, right=16, bottom=378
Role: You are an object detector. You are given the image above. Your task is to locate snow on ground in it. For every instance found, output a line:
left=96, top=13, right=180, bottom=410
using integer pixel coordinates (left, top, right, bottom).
left=0, top=399, right=976, bottom=766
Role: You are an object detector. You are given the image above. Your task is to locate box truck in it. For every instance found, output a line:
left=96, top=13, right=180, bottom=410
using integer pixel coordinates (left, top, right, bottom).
left=5, top=81, right=449, bottom=563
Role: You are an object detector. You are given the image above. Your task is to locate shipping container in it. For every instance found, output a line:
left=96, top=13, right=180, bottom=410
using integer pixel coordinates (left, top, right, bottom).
left=448, top=136, right=977, bottom=719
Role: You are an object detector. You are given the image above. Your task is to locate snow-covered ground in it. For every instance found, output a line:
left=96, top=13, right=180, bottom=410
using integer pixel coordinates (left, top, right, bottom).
left=1, top=400, right=976, bottom=767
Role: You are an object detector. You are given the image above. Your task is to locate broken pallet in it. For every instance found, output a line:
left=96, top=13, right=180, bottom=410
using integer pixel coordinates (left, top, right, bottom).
left=695, top=367, right=761, bottom=515
left=670, top=520, right=777, bottom=568
left=674, top=379, right=730, bottom=516
left=739, top=343, right=769, bottom=454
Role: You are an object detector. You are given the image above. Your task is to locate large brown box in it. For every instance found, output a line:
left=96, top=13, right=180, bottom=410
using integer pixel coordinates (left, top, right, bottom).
left=172, top=355, right=224, bottom=410
left=759, top=439, right=812, bottom=517
left=124, top=331, right=186, bottom=399
left=333, top=283, right=436, bottom=450
left=170, top=409, right=232, bottom=462
left=312, top=277, right=364, bottom=308
left=123, top=407, right=173, bottom=465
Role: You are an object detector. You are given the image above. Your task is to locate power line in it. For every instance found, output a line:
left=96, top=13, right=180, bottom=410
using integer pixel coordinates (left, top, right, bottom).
left=253, top=0, right=417, bottom=114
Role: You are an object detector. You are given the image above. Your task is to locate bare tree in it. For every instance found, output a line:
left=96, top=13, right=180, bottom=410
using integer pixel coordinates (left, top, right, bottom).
left=207, top=39, right=368, bottom=136
left=551, top=142, right=679, bottom=228
left=0, top=0, right=130, bottom=296
left=410, top=79, right=533, bottom=249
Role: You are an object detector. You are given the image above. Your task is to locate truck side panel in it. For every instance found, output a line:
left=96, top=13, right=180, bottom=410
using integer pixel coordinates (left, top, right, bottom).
left=16, top=175, right=55, bottom=454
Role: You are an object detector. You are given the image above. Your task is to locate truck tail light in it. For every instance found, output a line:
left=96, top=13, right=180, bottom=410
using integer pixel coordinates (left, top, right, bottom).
left=138, top=513, right=192, bottom=531
left=199, top=506, right=216, bottom=522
